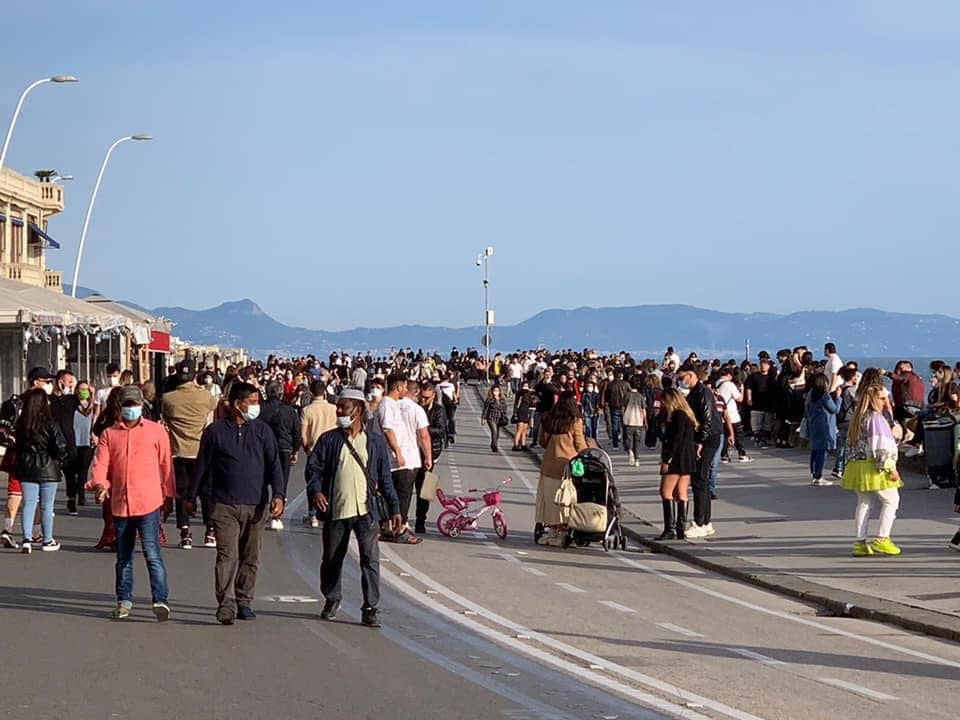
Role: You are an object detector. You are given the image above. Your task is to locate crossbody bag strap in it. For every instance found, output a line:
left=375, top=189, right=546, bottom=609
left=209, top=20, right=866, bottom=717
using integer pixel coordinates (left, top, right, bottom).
left=343, top=432, right=380, bottom=497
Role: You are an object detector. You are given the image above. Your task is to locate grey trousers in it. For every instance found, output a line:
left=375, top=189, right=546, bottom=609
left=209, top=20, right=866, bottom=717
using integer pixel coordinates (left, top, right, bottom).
left=211, top=503, right=265, bottom=612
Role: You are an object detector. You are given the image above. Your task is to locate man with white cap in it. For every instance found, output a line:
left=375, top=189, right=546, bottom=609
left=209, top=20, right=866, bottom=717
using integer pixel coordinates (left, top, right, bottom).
left=306, top=388, right=400, bottom=628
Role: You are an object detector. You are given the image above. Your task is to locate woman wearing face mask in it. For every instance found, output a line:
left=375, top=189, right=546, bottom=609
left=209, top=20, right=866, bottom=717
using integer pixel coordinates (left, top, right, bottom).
left=14, top=389, right=68, bottom=553
left=481, top=386, right=508, bottom=453
left=65, top=382, right=96, bottom=515
left=201, top=371, right=222, bottom=403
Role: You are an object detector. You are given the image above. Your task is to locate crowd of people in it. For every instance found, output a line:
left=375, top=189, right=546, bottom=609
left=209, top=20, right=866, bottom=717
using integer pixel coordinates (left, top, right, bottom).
left=0, top=343, right=957, bottom=626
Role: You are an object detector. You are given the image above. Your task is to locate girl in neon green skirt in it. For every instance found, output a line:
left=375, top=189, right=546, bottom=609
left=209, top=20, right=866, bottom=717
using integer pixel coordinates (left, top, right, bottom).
left=840, top=384, right=903, bottom=556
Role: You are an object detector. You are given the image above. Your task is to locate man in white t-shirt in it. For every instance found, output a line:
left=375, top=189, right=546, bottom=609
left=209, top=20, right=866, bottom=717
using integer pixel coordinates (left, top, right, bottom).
left=823, top=343, right=843, bottom=384
left=716, top=367, right=752, bottom=463
left=377, top=373, right=428, bottom=543
left=94, top=362, right=123, bottom=423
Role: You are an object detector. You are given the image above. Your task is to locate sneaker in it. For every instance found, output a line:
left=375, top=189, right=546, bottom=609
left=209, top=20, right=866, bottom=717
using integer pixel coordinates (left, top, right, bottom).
left=701, top=523, right=716, bottom=537
left=109, top=604, right=131, bottom=620
left=628, top=451, right=636, bottom=466
left=361, top=608, right=382, bottom=628
left=268, top=518, right=284, bottom=531
left=903, top=446, right=923, bottom=458
left=66, top=499, right=78, bottom=516
left=949, top=532, right=960, bottom=552
left=852, top=540, right=873, bottom=557
left=41, top=540, right=61, bottom=552
left=927, top=480, right=942, bottom=491
left=237, top=606, right=257, bottom=621
left=203, top=530, right=217, bottom=548
left=738, top=456, right=753, bottom=463
left=812, top=477, right=834, bottom=487
left=831, top=470, right=843, bottom=480
left=0, top=530, right=17, bottom=549
left=20, top=539, right=31, bottom=554
left=685, top=523, right=708, bottom=539
left=710, top=491, right=718, bottom=500
left=310, top=517, right=320, bottom=529
left=179, top=535, right=193, bottom=550
left=216, top=606, right=236, bottom=625
left=152, top=602, right=171, bottom=622
left=721, top=457, right=731, bottom=464
left=320, top=599, right=340, bottom=621
left=870, top=537, right=901, bottom=556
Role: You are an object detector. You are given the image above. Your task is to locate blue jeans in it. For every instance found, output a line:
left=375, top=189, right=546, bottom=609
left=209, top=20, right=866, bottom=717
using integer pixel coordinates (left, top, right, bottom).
left=583, top=415, right=598, bottom=440
left=115, top=509, right=169, bottom=605
left=709, top=437, right=725, bottom=492
left=810, top=449, right=827, bottom=479
left=20, top=481, right=57, bottom=542
left=833, top=434, right=848, bottom=474
left=609, top=410, right=623, bottom=447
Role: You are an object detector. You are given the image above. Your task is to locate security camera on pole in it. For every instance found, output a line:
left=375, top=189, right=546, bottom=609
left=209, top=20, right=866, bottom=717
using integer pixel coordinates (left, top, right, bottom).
left=476, top=246, right=494, bottom=385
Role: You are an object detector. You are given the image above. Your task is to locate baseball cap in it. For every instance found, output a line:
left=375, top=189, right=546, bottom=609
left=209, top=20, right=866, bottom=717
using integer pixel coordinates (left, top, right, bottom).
left=118, top=385, right=144, bottom=405
left=176, top=359, right=195, bottom=377
left=27, top=367, right=55, bottom=384
left=338, top=389, right=366, bottom=403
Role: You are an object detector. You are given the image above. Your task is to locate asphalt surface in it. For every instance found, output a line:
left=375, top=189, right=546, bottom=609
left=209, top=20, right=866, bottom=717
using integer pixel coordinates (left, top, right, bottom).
left=2, top=395, right=959, bottom=720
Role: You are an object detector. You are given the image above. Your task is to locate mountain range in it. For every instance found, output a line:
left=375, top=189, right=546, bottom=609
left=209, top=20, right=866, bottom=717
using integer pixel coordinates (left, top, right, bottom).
left=63, top=286, right=960, bottom=359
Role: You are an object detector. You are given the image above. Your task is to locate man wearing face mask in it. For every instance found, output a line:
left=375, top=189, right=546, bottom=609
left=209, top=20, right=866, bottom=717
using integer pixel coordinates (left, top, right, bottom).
left=51, top=370, right=80, bottom=513
left=298, top=379, right=338, bottom=529
left=87, top=385, right=175, bottom=621
left=188, top=382, right=285, bottom=625
left=95, top=363, right=122, bottom=421
left=306, top=389, right=401, bottom=628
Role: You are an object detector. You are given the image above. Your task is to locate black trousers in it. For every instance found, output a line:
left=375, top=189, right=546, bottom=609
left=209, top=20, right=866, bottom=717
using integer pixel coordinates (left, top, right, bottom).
left=721, top=423, right=749, bottom=459
left=174, top=458, right=213, bottom=531
left=414, top=467, right=430, bottom=529
left=487, top=419, right=501, bottom=449
left=321, top=514, right=380, bottom=610
left=65, top=446, right=93, bottom=500
left=277, top=450, right=292, bottom=498
left=692, top=436, right=721, bottom=526
left=392, top=469, right=417, bottom=525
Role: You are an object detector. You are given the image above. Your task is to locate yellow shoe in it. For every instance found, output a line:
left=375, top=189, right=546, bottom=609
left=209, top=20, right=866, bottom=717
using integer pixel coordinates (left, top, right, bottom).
left=852, top=540, right=873, bottom=557
left=870, top=538, right=901, bottom=556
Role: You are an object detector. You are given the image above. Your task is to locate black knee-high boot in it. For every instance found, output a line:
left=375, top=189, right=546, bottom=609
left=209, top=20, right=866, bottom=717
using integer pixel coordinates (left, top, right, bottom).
left=675, top=500, right=687, bottom=540
left=657, top=500, right=676, bottom=540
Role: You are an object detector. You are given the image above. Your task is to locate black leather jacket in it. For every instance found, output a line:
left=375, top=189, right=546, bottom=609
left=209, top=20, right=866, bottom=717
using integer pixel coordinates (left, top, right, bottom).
left=258, top=397, right=302, bottom=454
left=424, top=400, right=448, bottom=462
left=15, top=422, right=68, bottom=483
left=686, top=383, right=722, bottom=444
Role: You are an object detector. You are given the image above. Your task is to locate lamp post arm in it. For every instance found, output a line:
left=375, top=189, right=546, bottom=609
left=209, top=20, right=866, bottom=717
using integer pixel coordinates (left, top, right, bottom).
left=0, top=78, right=51, bottom=171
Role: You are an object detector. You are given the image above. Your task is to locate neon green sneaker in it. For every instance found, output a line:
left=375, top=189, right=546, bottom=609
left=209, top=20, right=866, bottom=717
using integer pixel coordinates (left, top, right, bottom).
left=870, top=538, right=901, bottom=556
left=852, top=540, right=873, bottom=557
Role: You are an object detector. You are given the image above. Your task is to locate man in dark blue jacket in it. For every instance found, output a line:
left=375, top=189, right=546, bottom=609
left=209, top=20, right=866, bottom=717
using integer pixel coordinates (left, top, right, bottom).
left=306, top=389, right=400, bottom=628
left=188, top=382, right=285, bottom=625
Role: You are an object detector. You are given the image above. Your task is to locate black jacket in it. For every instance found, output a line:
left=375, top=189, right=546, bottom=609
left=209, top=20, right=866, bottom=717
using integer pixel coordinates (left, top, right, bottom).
left=15, top=422, right=68, bottom=483
left=258, top=397, right=302, bottom=454
left=50, top=394, right=79, bottom=455
left=686, top=382, right=723, bottom=444
left=605, top=379, right=631, bottom=411
left=190, top=418, right=285, bottom=505
left=424, top=400, right=448, bottom=462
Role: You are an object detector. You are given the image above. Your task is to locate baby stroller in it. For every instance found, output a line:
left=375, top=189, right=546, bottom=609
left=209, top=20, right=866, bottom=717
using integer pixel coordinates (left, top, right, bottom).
left=559, top=448, right=626, bottom=551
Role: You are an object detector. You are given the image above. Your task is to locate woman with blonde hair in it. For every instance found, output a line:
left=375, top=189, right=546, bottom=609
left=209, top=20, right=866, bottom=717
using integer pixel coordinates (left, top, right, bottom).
left=657, top=388, right=698, bottom=540
left=840, top=384, right=903, bottom=556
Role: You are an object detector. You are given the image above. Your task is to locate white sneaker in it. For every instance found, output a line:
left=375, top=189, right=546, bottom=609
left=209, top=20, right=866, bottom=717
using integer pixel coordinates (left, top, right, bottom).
left=41, top=539, right=61, bottom=552
left=685, top=523, right=708, bottom=539
left=310, top=517, right=320, bottom=529
left=20, top=540, right=31, bottom=554
left=269, top=518, right=284, bottom=531
left=813, top=478, right=834, bottom=487
left=904, top=446, right=923, bottom=458
left=738, top=456, right=753, bottom=463
left=628, top=451, right=636, bottom=466
left=701, top=523, right=716, bottom=537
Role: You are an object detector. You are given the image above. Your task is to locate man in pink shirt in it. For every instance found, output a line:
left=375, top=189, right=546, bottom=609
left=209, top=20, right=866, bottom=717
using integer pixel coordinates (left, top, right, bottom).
left=87, top=385, right=175, bottom=621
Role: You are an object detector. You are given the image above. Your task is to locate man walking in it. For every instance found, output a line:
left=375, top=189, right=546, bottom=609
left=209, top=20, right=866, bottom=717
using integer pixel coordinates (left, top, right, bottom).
left=604, top=370, right=631, bottom=450
left=188, top=382, right=285, bottom=625
left=258, top=381, right=301, bottom=529
left=678, top=364, right=724, bottom=538
left=306, top=389, right=401, bottom=628
left=161, top=360, right=218, bottom=549
left=298, top=379, right=338, bottom=528
left=87, top=385, right=175, bottom=621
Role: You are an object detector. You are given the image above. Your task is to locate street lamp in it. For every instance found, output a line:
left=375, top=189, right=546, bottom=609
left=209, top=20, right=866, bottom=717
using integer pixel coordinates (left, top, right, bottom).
left=0, top=75, right=78, bottom=171
left=70, top=134, right=152, bottom=297
left=476, top=246, right=494, bottom=384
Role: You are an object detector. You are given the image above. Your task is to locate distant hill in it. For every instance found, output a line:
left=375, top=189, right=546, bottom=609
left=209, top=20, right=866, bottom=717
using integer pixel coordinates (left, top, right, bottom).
left=136, top=300, right=960, bottom=359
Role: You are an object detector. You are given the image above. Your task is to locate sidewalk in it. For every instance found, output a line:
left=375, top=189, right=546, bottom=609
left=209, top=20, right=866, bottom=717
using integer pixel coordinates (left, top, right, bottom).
left=487, top=389, right=960, bottom=642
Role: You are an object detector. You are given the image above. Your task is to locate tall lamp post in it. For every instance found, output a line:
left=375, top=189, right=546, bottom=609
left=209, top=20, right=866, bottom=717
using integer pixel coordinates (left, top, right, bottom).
left=475, top=246, right=494, bottom=384
left=70, top=134, right=152, bottom=297
left=0, top=75, right=78, bottom=171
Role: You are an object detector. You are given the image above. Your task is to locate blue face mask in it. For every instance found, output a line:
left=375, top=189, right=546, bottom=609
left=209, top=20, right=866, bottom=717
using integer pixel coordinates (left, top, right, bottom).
left=337, top=415, right=354, bottom=429
left=121, top=406, right=142, bottom=422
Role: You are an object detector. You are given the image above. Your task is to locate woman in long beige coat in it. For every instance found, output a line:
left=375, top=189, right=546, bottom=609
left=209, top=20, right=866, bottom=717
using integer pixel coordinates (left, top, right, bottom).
left=537, top=393, right=587, bottom=546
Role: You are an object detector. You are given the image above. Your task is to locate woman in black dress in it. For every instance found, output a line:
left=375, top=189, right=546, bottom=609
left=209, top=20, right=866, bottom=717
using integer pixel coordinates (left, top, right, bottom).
left=658, top=388, right=698, bottom=540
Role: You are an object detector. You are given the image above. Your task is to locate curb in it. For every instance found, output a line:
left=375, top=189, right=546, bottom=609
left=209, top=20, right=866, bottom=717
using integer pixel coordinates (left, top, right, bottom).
left=479, top=386, right=960, bottom=643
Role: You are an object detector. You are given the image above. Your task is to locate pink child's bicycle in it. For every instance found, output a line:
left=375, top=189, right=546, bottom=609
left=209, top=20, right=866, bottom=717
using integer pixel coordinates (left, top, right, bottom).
left=436, top=478, right=512, bottom=540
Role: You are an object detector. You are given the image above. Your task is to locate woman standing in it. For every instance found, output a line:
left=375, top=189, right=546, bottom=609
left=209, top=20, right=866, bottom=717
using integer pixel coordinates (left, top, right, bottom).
left=512, top=382, right=536, bottom=451
left=805, top=373, right=840, bottom=486
left=840, top=384, right=903, bottom=556
left=481, top=386, right=508, bottom=453
left=14, top=389, right=68, bottom=553
left=536, top=392, right=588, bottom=546
left=65, top=382, right=96, bottom=515
left=657, top=388, right=698, bottom=540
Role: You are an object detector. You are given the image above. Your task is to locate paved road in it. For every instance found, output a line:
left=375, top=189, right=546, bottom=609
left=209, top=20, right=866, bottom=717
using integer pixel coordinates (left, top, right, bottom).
left=3, top=393, right=959, bottom=720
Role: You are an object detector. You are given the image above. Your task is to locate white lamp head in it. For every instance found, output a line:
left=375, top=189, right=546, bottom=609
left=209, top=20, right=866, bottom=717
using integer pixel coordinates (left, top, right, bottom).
left=50, top=75, right=78, bottom=83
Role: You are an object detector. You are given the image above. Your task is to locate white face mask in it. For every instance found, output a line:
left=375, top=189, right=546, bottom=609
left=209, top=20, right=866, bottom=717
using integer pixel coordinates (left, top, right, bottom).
left=42, top=383, right=54, bottom=396
left=109, top=375, right=120, bottom=387
left=61, top=384, right=74, bottom=395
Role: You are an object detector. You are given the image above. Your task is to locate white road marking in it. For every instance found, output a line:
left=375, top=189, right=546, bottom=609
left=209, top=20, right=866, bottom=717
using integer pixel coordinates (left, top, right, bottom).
left=522, top=567, right=547, bottom=577
left=261, top=595, right=318, bottom=603
left=728, top=648, right=786, bottom=667
left=599, top=601, right=636, bottom=614
left=499, top=553, right=520, bottom=564
left=555, top=582, right=586, bottom=594
left=614, top=556, right=960, bottom=670
left=817, top=678, right=898, bottom=701
left=483, top=541, right=499, bottom=548
left=657, top=623, right=704, bottom=638
left=381, top=545, right=765, bottom=720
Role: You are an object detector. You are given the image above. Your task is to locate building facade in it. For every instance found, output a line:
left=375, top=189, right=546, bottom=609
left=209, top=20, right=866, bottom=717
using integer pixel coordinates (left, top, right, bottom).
left=0, top=167, right=65, bottom=292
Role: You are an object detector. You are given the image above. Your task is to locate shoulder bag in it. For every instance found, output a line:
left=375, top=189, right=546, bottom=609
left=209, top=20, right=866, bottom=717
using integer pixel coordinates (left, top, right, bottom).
left=343, top=432, right=390, bottom=522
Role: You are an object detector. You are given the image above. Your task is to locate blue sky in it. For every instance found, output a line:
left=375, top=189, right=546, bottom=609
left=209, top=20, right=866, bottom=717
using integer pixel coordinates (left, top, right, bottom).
left=2, top=1, right=958, bottom=330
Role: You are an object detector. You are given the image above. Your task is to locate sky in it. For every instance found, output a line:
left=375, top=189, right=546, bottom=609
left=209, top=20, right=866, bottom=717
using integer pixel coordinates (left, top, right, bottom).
left=2, top=1, right=958, bottom=331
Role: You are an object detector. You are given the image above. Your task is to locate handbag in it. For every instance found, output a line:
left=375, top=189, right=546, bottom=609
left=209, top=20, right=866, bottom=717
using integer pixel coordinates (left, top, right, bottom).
left=343, top=433, right=390, bottom=521
left=419, top=470, right=440, bottom=501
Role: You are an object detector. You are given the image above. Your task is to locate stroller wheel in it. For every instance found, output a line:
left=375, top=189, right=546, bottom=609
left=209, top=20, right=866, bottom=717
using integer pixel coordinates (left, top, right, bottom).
left=561, top=533, right=573, bottom=549
left=574, top=537, right=591, bottom=548
left=533, top=522, right=544, bottom=544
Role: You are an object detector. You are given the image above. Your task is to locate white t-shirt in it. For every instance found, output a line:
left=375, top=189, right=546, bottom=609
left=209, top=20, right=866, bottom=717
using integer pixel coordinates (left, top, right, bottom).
left=438, top=381, right=456, bottom=402
left=377, top=395, right=424, bottom=471
left=95, top=386, right=113, bottom=408
left=716, top=380, right=742, bottom=424
left=824, top=354, right=843, bottom=381
left=508, top=362, right=524, bottom=380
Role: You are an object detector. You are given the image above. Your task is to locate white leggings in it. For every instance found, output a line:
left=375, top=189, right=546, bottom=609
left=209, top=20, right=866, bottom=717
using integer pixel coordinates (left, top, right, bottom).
left=854, top=488, right=900, bottom=540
